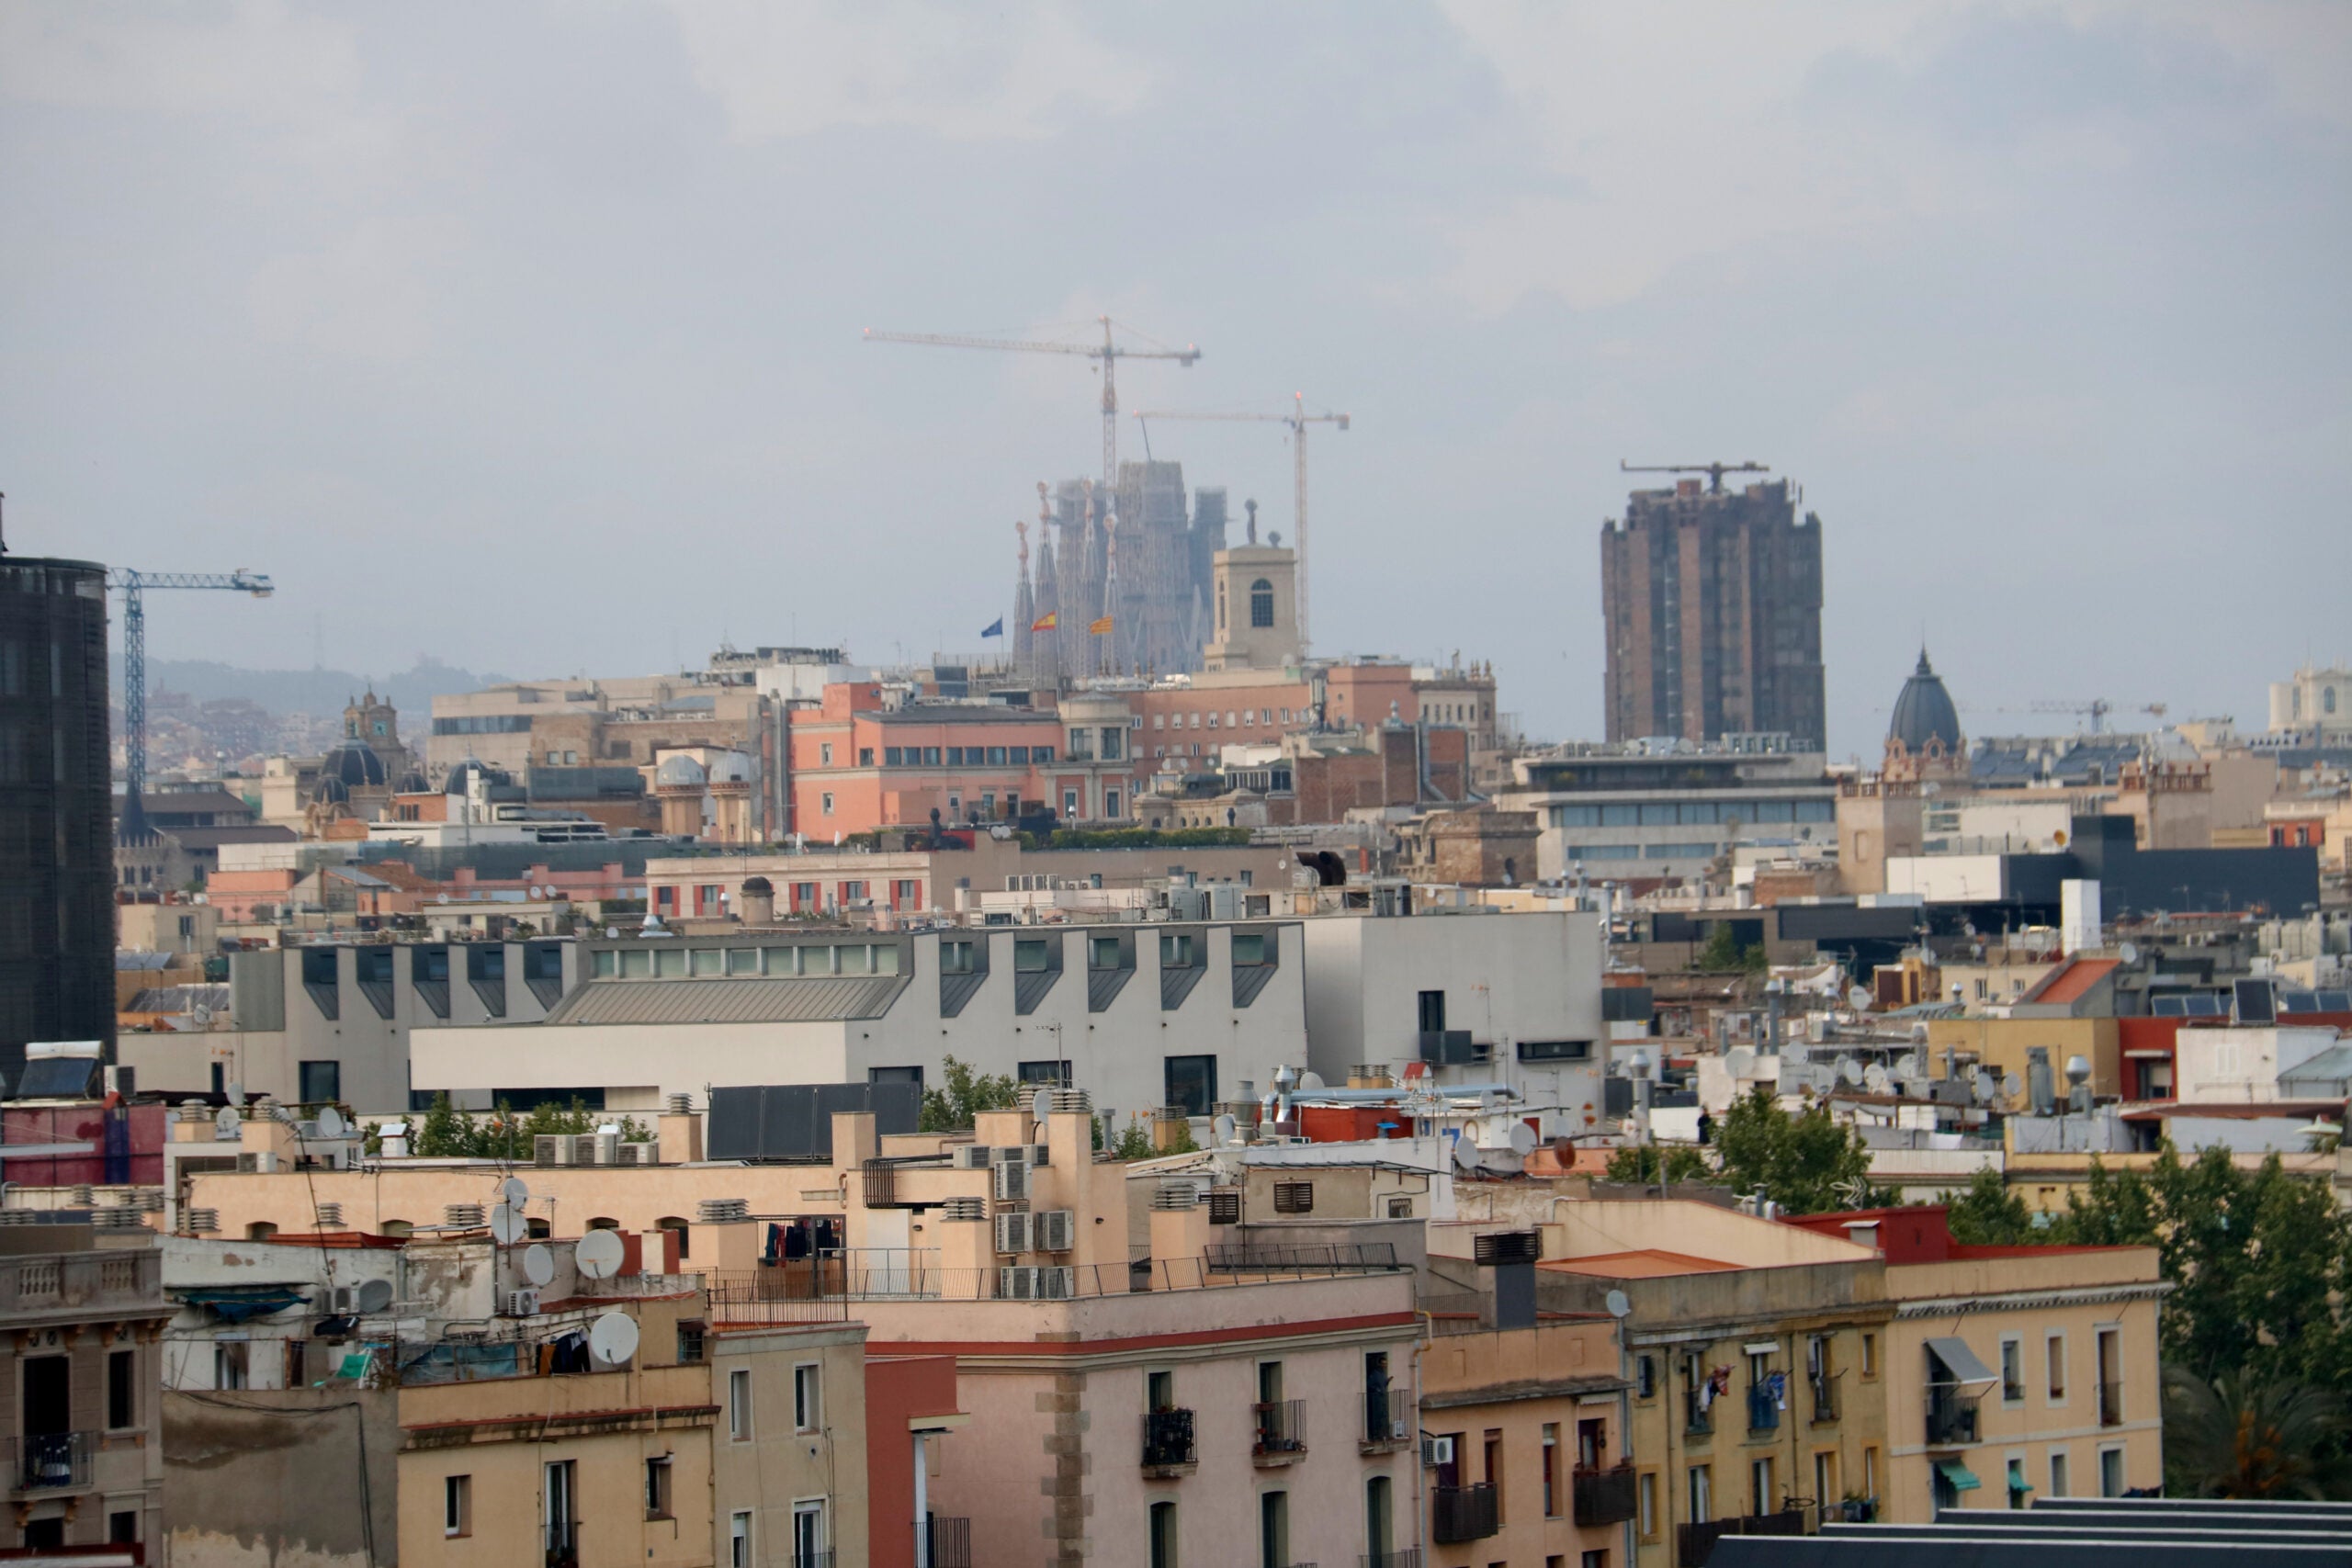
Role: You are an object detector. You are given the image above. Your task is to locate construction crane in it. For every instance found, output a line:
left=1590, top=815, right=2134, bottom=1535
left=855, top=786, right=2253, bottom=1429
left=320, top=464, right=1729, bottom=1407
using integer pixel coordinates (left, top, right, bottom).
left=108, top=568, right=274, bottom=826
left=2030, top=699, right=2114, bottom=734
left=1131, top=393, right=1351, bottom=653
left=1619, top=458, right=1770, bottom=494
left=863, top=316, right=1200, bottom=490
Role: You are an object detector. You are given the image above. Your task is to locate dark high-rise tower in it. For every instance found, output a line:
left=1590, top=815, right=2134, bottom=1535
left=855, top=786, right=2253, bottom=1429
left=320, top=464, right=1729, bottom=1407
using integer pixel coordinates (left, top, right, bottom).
left=0, top=555, right=115, bottom=1081
left=1600, top=474, right=1825, bottom=749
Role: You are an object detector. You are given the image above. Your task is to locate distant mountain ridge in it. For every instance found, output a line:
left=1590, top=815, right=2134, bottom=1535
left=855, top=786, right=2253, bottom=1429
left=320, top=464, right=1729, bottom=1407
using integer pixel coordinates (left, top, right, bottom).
left=128, top=658, right=515, bottom=717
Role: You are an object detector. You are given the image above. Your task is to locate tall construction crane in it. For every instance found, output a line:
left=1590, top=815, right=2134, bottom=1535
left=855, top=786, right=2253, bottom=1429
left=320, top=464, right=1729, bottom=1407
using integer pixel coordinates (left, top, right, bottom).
left=1619, top=458, right=1770, bottom=495
left=108, top=568, right=274, bottom=825
left=1130, top=394, right=1350, bottom=653
left=863, top=316, right=1200, bottom=490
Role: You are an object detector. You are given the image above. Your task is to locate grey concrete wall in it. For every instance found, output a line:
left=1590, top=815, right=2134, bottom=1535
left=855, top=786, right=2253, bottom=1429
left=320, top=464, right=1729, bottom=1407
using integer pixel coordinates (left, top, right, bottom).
left=165, top=1386, right=399, bottom=1567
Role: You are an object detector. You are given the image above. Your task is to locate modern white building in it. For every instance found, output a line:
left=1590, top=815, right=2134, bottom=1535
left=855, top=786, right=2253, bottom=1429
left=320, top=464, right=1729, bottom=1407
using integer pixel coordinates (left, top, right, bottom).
left=1498, top=738, right=1836, bottom=884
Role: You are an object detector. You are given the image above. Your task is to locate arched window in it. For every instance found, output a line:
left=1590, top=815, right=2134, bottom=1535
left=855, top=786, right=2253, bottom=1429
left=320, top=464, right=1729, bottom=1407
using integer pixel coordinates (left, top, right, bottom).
left=246, top=1222, right=277, bottom=1242
left=657, top=1215, right=691, bottom=1261
left=586, top=1216, right=621, bottom=1231
left=379, top=1219, right=414, bottom=1238
left=1250, top=579, right=1275, bottom=628
left=2327, top=686, right=2339, bottom=716
left=526, top=1217, right=550, bottom=1240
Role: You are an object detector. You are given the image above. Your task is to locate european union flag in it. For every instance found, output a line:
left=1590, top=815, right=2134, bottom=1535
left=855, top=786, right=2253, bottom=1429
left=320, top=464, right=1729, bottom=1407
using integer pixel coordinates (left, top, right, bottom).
left=980, top=617, right=1004, bottom=638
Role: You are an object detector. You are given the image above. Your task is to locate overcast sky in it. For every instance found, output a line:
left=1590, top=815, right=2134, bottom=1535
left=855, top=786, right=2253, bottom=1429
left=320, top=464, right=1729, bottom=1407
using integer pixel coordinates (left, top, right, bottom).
left=4, top=2, right=2346, bottom=757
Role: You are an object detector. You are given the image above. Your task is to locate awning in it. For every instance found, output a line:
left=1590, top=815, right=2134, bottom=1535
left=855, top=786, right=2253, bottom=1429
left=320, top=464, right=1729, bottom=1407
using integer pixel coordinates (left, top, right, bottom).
left=1937, top=1461, right=1983, bottom=1493
left=172, top=1286, right=308, bottom=1323
left=1925, top=1336, right=1998, bottom=1388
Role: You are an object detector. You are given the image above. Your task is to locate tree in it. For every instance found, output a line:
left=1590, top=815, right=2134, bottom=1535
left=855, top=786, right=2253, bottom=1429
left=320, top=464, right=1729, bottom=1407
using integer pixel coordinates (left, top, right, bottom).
left=919, top=1055, right=1018, bottom=1133
left=2162, top=1365, right=2352, bottom=1500
left=1940, top=1165, right=2038, bottom=1245
left=1694, top=923, right=1765, bottom=974
left=1109, top=1115, right=1157, bottom=1161
left=1712, top=1087, right=1887, bottom=1214
left=1606, top=1144, right=1713, bottom=1185
left=413, top=1091, right=477, bottom=1157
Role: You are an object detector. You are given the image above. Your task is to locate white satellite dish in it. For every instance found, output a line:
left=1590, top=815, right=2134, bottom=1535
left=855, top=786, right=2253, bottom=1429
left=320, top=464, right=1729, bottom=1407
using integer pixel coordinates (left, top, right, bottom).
left=1452, top=1135, right=1481, bottom=1170
left=575, top=1228, right=625, bottom=1280
left=316, top=1106, right=346, bottom=1140
left=1896, top=1053, right=1921, bottom=1080
left=2002, top=1072, right=2024, bottom=1100
left=587, top=1311, right=639, bottom=1366
left=489, top=1205, right=525, bottom=1245
left=354, top=1278, right=394, bottom=1314
left=1724, top=1046, right=1756, bottom=1078
left=521, top=1244, right=556, bottom=1288
left=1972, top=1068, right=1997, bottom=1102
left=1297, top=1070, right=1325, bottom=1092
left=2119, top=942, right=2140, bottom=966
left=1849, top=986, right=1874, bottom=1012
left=1508, top=1122, right=1537, bottom=1156
left=1839, top=1057, right=1864, bottom=1087
left=436, top=893, right=451, bottom=904
left=214, top=1105, right=241, bottom=1136
left=1864, top=1063, right=1890, bottom=1094
left=1604, top=1288, right=1633, bottom=1319
left=1213, top=1113, right=1238, bottom=1146
left=501, top=1178, right=530, bottom=1208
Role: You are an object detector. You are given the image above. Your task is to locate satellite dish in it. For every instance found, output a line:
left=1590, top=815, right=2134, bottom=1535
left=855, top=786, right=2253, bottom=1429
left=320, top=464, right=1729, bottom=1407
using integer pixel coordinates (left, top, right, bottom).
left=1849, top=986, right=1873, bottom=1012
left=436, top=893, right=451, bottom=904
left=1508, top=1122, right=1537, bottom=1156
left=214, top=1106, right=241, bottom=1136
left=587, top=1311, right=639, bottom=1366
left=2002, top=1072, right=2024, bottom=1100
left=1453, top=1135, right=1480, bottom=1170
left=576, top=1228, right=625, bottom=1280
left=316, top=1107, right=346, bottom=1140
left=1896, top=1053, right=1922, bottom=1080
left=1604, top=1288, right=1633, bottom=1320
left=1213, top=1113, right=1238, bottom=1146
left=522, top=1244, right=556, bottom=1288
left=1864, top=1063, right=1890, bottom=1094
left=1839, top=1057, right=1864, bottom=1087
left=1724, top=1046, right=1756, bottom=1078
left=354, top=1278, right=394, bottom=1314
left=1297, top=1071, right=1325, bottom=1092
left=1972, top=1068, right=1997, bottom=1102
left=501, top=1178, right=530, bottom=1208
left=2119, top=942, right=2140, bottom=966
left=489, top=1205, right=525, bottom=1244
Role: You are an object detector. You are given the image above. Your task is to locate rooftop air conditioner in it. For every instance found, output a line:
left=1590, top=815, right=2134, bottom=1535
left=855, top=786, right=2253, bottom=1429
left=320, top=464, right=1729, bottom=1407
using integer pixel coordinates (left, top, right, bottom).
left=992, top=1161, right=1029, bottom=1202
left=1035, top=1211, right=1076, bottom=1253
left=534, top=1134, right=572, bottom=1168
left=615, top=1141, right=656, bottom=1167
left=994, top=1212, right=1032, bottom=1254
left=954, top=1145, right=993, bottom=1170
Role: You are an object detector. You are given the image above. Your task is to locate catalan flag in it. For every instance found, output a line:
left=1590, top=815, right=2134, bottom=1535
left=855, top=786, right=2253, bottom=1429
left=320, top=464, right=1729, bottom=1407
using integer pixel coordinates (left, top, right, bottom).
left=1089, top=615, right=1114, bottom=636
left=1030, top=612, right=1057, bottom=632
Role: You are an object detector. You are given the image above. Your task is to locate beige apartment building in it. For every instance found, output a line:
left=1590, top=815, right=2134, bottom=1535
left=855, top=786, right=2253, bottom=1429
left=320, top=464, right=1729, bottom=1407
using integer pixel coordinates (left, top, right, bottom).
left=1786, top=1207, right=2167, bottom=1517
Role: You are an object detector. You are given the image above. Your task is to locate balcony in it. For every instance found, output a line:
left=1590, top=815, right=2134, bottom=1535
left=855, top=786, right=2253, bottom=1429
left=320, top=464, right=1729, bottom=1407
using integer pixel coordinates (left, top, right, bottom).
left=1361, top=1387, right=1409, bottom=1451
left=1925, top=1391, right=1980, bottom=1448
left=1574, top=1462, right=1638, bottom=1528
left=1676, top=1509, right=1807, bottom=1567
left=1361, top=1553, right=1421, bottom=1568
left=8, top=1431, right=90, bottom=1494
left=1252, top=1399, right=1307, bottom=1465
left=1746, top=1386, right=1781, bottom=1433
left=790, top=1554, right=833, bottom=1568
left=2098, top=1379, right=2124, bottom=1427
left=1808, top=1371, right=1840, bottom=1425
left=1430, top=1483, right=1498, bottom=1544
left=544, top=1519, right=580, bottom=1568
left=0, top=1251, right=162, bottom=1323
left=1141, top=1408, right=1197, bottom=1474
left=924, top=1515, right=972, bottom=1568
left=1683, top=1386, right=1713, bottom=1438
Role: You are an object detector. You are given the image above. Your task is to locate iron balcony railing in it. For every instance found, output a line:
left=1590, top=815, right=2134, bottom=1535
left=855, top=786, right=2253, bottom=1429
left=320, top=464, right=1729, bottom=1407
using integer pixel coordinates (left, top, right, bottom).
left=544, top=1518, right=580, bottom=1568
left=1430, top=1483, right=1498, bottom=1544
left=2098, top=1379, right=2124, bottom=1427
left=1925, top=1388, right=1980, bottom=1447
left=1362, top=1386, right=1408, bottom=1447
left=924, top=1515, right=971, bottom=1568
left=1809, top=1371, right=1840, bottom=1424
left=1574, top=1462, right=1638, bottom=1527
left=1252, top=1399, right=1307, bottom=1459
left=1746, top=1386, right=1781, bottom=1432
left=790, top=1553, right=832, bottom=1568
left=9, top=1431, right=90, bottom=1494
left=1676, top=1509, right=1806, bottom=1567
left=1360, top=1552, right=1421, bottom=1568
left=1684, top=1383, right=1714, bottom=1436
left=1141, top=1408, right=1196, bottom=1469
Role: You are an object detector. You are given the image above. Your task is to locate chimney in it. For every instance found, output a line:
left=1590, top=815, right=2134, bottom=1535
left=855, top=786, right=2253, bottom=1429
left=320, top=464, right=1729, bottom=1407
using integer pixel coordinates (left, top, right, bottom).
left=739, top=875, right=775, bottom=925
left=1476, top=1229, right=1542, bottom=1331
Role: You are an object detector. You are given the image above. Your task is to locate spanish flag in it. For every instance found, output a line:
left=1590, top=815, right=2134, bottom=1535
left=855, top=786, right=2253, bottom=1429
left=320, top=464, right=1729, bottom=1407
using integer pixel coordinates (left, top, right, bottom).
left=1030, top=612, right=1057, bottom=632
left=1089, top=615, right=1114, bottom=636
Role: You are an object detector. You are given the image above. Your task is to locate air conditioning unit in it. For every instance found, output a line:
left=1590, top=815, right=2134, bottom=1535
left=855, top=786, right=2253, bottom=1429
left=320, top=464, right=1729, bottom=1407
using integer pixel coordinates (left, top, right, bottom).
left=615, top=1141, right=657, bottom=1167
left=1423, top=1435, right=1455, bottom=1469
left=591, top=1133, right=620, bottom=1166
left=1035, top=1210, right=1076, bottom=1253
left=328, top=1286, right=356, bottom=1313
left=503, top=1288, right=538, bottom=1317
left=954, top=1145, right=993, bottom=1170
left=997, top=1266, right=1040, bottom=1299
left=1038, top=1266, right=1075, bottom=1300
left=992, top=1160, right=1029, bottom=1202
left=994, top=1212, right=1032, bottom=1254
left=1029, top=1143, right=1050, bottom=1168
left=534, top=1134, right=572, bottom=1168
left=1391, top=1416, right=1411, bottom=1440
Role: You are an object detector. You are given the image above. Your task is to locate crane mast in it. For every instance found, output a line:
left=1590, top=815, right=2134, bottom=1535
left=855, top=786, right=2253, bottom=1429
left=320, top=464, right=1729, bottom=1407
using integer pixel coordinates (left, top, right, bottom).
left=1131, top=394, right=1350, bottom=653
left=107, top=568, right=275, bottom=825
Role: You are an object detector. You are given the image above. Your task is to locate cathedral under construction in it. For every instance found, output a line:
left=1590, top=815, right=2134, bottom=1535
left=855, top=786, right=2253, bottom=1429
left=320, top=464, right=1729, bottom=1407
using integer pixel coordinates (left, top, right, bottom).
left=1012, top=459, right=1233, bottom=683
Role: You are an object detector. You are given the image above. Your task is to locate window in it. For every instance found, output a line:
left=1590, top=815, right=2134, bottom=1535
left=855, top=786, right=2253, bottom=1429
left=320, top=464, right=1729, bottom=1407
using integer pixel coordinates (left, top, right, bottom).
left=1090, top=935, right=1125, bottom=971
left=298, top=1060, right=340, bottom=1105
left=729, top=1510, right=752, bottom=1568
left=1250, top=578, right=1274, bottom=627
left=820, top=791, right=834, bottom=815
left=1366, top=1474, right=1394, bottom=1558
left=676, top=1319, right=706, bottom=1363
left=1159, top=932, right=1196, bottom=968
left=1011, top=745, right=1031, bottom=763
left=1102, top=728, right=1124, bottom=761
left=2100, top=1446, right=2125, bottom=1497
left=2007, top=1455, right=2029, bottom=1509
left=792, top=1502, right=826, bottom=1564
left=1014, top=938, right=1050, bottom=974
left=885, top=746, right=903, bottom=766
left=1635, top=1354, right=1657, bottom=1399
left=444, top=1473, right=471, bottom=1537
left=215, top=1342, right=248, bottom=1390
left=1417, top=989, right=1445, bottom=1032
left=1164, top=1055, right=1216, bottom=1117
left=1019, top=1059, right=1073, bottom=1086
left=1149, top=1500, right=1179, bottom=1568
left=1749, top=1456, right=1774, bottom=1517
left=922, top=746, right=942, bottom=765
left=729, top=1368, right=752, bottom=1439
left=2001, top=1337, right=2025, bottom=1403
left=794, top=1363, right=821, bottom=1431
left=1272, top=1180, right=1314, bottom=1213
left=1687, top=1463, right=1711, bottom=1524
left=1863, top=1447, right=1879, bottom=1501
left=1860, top=1333, right=1878, bottom=1379
left=1542, top=1422, right=1560, bottom=1517
left=646, top=1455, right=673, bottom=1518
left=1063, top=788, right=1080, bottom=818
left=1035, top=745, right=1053, bottom=763
left=1067, top=728, right=1094, bottom=761
left=940, top=941, right=978, bottom=975
left=1230, top=931, right=1268, bottom=966
left=819, top=743, right=832, bottom=765
left=1106, top=788, right=1122, bottom=817
left=858, top=747, right=874, bottom=766
left=1638, top=1471, right=1658, bottom=1540
left=2047, top=1334, right=2067, bottom=1402
left=107, top=1349, right=134, bottom=1429
left=1259, top=1489, right=1289, bottom=1568
left=2049, top=1449, right=2070, bottom=1498
left=109, top=1511, right=137, bottom=1545
left=894, top=879, right=922, bottom=908
left=1815, top=1450, right=1839, bottom=1515
left=986, top=746, right=1008, bottom=766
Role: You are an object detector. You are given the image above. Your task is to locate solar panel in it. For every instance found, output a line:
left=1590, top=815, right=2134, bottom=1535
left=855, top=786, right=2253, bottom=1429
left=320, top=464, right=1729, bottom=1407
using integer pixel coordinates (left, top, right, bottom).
left=2317, top=989, right=2352, bottom=1012
left=2234, top=978, right=2276, bottom=1025
left=2151, top=996, right=2187, bottom=1017
left=2278, top=990, right=2320, bottom=1014
left=2187, top=994, right=2226, bottom=1017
